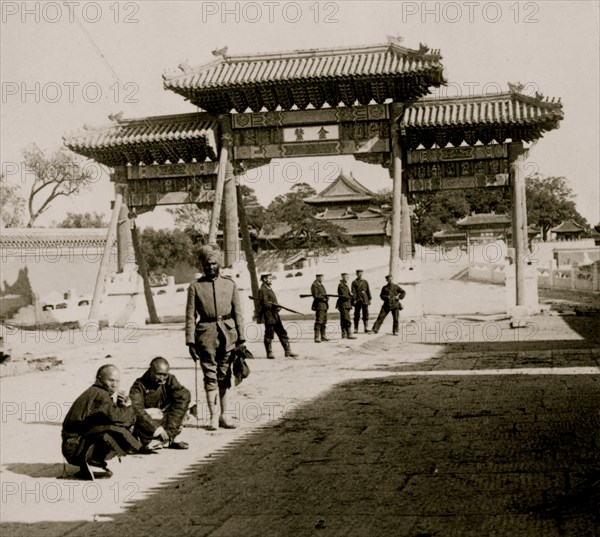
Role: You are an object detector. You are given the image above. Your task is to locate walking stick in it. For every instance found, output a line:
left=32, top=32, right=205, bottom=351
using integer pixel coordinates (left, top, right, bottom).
left=194, top=359, right=200, bottom=430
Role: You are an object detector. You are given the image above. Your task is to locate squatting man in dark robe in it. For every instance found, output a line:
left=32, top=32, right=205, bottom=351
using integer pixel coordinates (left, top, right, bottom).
left=129, top=357, right=192, bottom=450
left=186, top=245, right=245, bottom=430
left=61, top=364, right=141, bottom=480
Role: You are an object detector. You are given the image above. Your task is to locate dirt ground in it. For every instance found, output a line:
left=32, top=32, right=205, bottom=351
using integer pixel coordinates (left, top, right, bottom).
left=1, top=279, right=599, bottom=536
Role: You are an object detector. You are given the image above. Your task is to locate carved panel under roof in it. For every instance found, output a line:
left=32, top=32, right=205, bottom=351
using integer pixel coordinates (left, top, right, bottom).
left=163, top=38, right=445, bottom=113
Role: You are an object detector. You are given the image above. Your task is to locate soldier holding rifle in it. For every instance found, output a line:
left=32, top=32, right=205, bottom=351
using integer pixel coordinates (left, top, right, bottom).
left=336, top=273, right=357, bottom=339
left=310, top=273, right=330, bottom=343
left=257, top=273, right=299, bottom=359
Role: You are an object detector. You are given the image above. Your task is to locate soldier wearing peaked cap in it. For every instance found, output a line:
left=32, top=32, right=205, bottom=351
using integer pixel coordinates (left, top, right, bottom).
left=186, top=245, right=245, bottom=430
left=352, top=269, right=372, bottom=333
left=311, top=273, right=329, bottom=343
left=371, top=274, right=406, bottom=336
left=258, top=273, right=298, bottom=359
left=336, top=273, right=357, bottom=339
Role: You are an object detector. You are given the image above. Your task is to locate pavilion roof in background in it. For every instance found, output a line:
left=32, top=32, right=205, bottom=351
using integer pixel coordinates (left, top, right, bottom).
left=304, top=171, right=375, bottom=205
left=401, top=88, right=563, bottom=149
left=456, top=213, right=511, bottom=227
left=63, top=113, right=218, bottom=167
left=551, top=220, right=587, bottom=233
left=163, top=38, right=445, bottom=113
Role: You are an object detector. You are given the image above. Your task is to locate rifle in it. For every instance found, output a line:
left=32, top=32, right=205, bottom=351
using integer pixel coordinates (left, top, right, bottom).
left=248, top=296, right=306, bottom=317
left=299, top=294, right=341, bottom=298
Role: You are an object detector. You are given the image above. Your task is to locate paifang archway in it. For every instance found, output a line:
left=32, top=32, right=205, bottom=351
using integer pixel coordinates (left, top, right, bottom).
left=64, top=37, right=563, bottom=320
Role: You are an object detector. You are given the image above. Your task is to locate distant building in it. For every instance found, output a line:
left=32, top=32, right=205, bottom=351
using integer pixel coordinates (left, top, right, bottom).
left=258, top=172, right=390, bottom=249
left=550, top=220, right=588, bottom=241
left=434, top=213, right=539, bottom=248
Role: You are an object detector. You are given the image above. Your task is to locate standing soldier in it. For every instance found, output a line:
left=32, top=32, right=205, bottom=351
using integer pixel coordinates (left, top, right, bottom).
left=352, top=269, right=372, bottom=333
left=336, top=273, right=357, bottom=339
left=258, top=273, right=299, bottom=359
left=311, top=273, right=329, bottom=343
left=186, top=245, right=245, bottom=430
left=371, top=275, right=406, bottom=336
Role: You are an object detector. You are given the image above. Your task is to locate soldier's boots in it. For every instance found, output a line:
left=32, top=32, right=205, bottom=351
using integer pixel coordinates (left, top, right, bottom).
left=364, top=322, right=372, bottom=334
left=354, top=322, right=359, bottom=333
left=265, top=339, right=275, bottom=359
left=282, top=339, right=298, bottom=358
left=341, top=329, right=348, bottom=339
left=314, top=329, right=321, bottom=343
left=320, top=328, right=330, bottom=342
left=218, top=387, right=237, bottom=429
left=205, top=390, right=220, bottom=431
left=346, top=328, right=357, bottom=340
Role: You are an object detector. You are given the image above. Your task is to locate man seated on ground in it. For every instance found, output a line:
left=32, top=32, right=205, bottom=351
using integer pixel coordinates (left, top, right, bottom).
left=62, top=364, right=141, bottom=480
left=129, top=357, right=192, bottom=450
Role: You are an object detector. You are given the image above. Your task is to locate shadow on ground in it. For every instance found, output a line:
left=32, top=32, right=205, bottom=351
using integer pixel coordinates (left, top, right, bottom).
left=4, top=364, right=599, bottom=536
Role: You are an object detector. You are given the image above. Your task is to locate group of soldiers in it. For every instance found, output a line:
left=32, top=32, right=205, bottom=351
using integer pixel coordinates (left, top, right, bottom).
left=258, top=268, right=407, bottom=357
left=61, top=245, right=407, bottom=480
left=311, top=270, right=406, bottom=340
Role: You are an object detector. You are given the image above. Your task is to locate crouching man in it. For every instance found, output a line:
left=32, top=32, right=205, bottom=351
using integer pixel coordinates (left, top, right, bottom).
left=62, top=365, right=141, bottom=480
left=129, top=357, right=192, bottom=450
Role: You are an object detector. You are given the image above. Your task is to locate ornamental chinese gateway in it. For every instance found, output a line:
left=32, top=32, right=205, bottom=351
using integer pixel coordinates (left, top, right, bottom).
left=64, top=37, right=563, bottom=319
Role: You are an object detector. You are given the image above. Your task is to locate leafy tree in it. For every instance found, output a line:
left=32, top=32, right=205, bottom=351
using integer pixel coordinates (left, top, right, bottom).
left=410, top=191, right=470, bottom=245
left=56, top=212, right=107, bottom=228
left=465, top=188, right=511, bottom=215
left=139, top=227, right=195, bottom=275
left=168, top=204, right=211, bottom=238
left=264, top=183, right=351, bottom=252
left=0, top=178, right=26, bottom=228
left=167, top=185, right=265, bottom=242
left=375, top=188, right=470, bottom=245
left=23, top=144, right=98, bottom=227
left=525, top=175, right=589, bottom=240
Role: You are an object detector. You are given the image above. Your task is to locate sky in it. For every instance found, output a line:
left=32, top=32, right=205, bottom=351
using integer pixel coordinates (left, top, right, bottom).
left=1, top=0, right=599, bottom=228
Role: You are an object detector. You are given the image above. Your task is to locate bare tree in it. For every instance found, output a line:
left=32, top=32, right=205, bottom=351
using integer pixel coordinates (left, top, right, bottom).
left=22, top=144, right=98, bottom=227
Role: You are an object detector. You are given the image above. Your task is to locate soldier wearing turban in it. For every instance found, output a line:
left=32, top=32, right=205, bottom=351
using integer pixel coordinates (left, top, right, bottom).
left=185, top=245, right=245, bottom=430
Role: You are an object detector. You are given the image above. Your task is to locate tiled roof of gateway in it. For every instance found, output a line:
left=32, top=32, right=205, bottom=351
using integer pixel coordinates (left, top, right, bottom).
left=401, top=90, right=563, bottom=148
left=0, top=228, right=107, bottom=249
left=63, top=113, right=218, bottom=166
left=163, top=38, right=444, bottom=112
left=456, top=214, right=511, bottom=227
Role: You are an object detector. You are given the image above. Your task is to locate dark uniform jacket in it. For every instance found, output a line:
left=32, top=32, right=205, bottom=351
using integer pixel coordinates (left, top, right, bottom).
left=336, top=281, right=353, bottom=311
left=129, top=370, right=191, bottom=440
left=258, top=283, right=280, bottom=325
left=185, top=274, right=244, bottom=352
left=352, top=278, right=372, bottom=305
left=62, top=383, right=139, bottom=464
left=311, top=280, right=329, bottom=311
left=380, top=283, right=406, bottom=310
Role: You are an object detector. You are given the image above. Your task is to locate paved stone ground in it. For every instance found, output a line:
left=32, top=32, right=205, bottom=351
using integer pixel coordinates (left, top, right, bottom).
left=1, top=309, right=599, bottom=536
